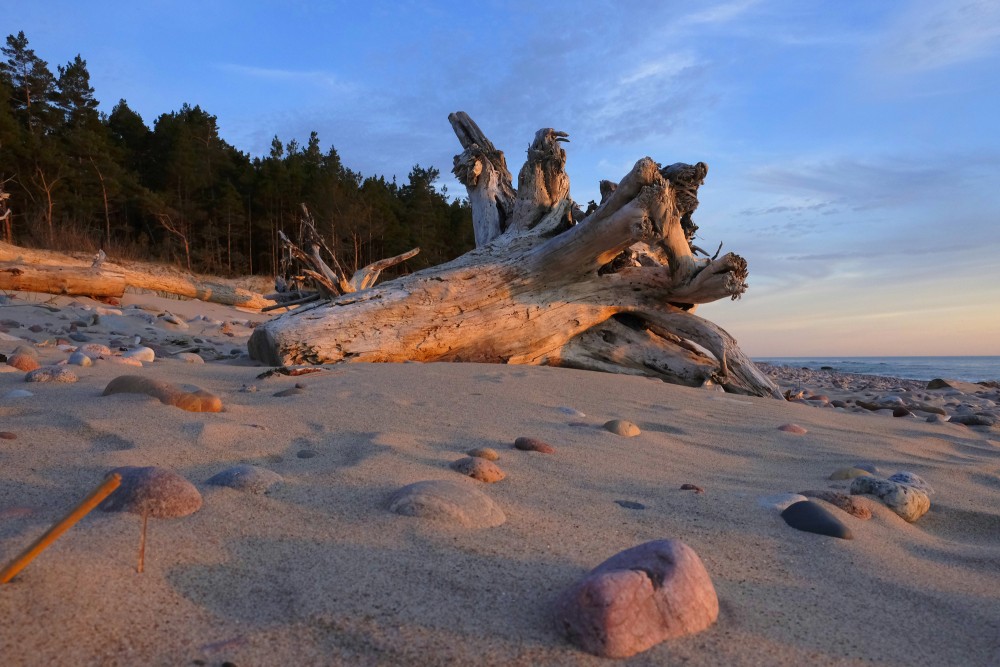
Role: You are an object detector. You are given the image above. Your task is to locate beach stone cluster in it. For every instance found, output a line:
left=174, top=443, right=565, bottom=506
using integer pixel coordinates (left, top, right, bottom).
left=850, top=472, right=931, bottom=522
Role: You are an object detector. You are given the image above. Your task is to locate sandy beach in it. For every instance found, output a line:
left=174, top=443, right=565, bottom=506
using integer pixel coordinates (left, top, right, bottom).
left=1, top=290, right=998, bottom=666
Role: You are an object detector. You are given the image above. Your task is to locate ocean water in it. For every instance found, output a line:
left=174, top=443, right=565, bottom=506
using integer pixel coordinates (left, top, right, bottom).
left=754, top=356, right=1000, bottom=383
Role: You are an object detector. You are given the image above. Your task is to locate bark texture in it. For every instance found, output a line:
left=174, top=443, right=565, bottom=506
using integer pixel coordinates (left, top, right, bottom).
left=249, top=113, right=779, bottom=397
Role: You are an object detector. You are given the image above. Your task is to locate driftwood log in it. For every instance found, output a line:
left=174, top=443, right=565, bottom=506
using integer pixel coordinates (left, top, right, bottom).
left=0, top=241, right=275, bottom=310
left=249, top=113, right=780, bottom=397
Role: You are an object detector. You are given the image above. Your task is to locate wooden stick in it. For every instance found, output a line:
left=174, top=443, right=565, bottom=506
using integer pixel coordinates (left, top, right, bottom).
left=0, top=473, right=122, bottom=583
left=137, top=512, right=148, bottom=574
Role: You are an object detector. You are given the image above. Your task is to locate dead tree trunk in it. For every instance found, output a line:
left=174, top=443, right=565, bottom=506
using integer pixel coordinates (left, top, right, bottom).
left=248, top=113, right=779, bottom=397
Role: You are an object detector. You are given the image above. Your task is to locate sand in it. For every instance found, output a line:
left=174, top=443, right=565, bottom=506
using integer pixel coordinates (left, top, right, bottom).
left=1, top=290, right=998, bottom=666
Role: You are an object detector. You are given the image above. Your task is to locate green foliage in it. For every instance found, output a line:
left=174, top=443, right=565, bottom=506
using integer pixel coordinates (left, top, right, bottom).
left=0, top=30, right=473, bottom=278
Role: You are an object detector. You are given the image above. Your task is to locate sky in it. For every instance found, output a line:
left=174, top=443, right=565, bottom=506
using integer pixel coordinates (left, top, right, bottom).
left=7, top=0, right=1000, bottom=356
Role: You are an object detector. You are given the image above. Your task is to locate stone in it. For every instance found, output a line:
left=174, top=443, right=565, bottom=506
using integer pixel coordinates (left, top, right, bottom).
left=102, top=356, right=143, bottom=367
left=892, top=407, right=913, bottom=418
left=450, top=457, right=505, bottom=483
left=555, top=539, right=719, bottom=658
left=207, top=465, right=282, bottom=494
left=0, top=431, right=16, bottom=439
left=949, top=414, right=996, bottom=426
left=79, top=343, right=112, bottom=359
left=604, top=420, right=640, bottom=437
left=781, top=500, right=853, bottom=539
left=757, top=493, right=809, bottom=511
left=798, top=490, right=872, bottom=520
left=777, top=423, right=807, bottom=434
left=100, top=466, right=202, bottom=517
left=887, top=471, right=934, bottom=495
left=25, top=366, right=78, bottom=383
left=514, top=436, right=556, bottom=454
left=123, top=346, right=156, bottom=362
left=466, top=447, right=499, bottom=461
left=926, top=414, right=951, bottom=424
left=679, top=483, right=704, bottom=494
left=6, top=352, right=40, bottom=372
left=68, top=350, right=93, bottom=367
left=102, top=375, right=223, bottom=412
left=388, top=479, right=506, bottom=528
left=829, top=467, right=872, bottom=480
left=174, top=352, right=205, bottom=364
left=850, top=475, right=930, bottom=522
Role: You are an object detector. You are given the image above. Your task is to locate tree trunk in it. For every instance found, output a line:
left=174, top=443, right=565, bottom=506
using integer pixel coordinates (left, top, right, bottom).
left=249, top=113, right=779, bottom=397
left=0, top=241, right=275, bottom=310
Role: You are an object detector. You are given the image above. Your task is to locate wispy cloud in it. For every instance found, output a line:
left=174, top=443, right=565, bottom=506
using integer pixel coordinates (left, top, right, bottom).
left=679, top=0, right=762, bottom=26
left=880, top=0, right=1000, bottom=71
left=216, top=63, right=355, bottom=93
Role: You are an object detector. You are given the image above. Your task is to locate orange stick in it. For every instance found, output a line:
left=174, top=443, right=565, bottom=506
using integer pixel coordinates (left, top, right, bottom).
left=0, top=473, right=122, bottom=584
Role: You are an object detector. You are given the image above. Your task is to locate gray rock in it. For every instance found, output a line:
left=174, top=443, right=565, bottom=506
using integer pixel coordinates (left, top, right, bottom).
left=68, top=350, right=93, bottom=367
left=949, top=414, right=996, bottom=426
left=555, top=539, right=719, bottom=658
left=207, top=464, right=282, bottom=494
left=100, top=466, right=202, bottom=517
left=781, top=500, right=853, bottom=539
left=388, top=479, right=506, bottom=528
left=25, top=366, right=78, bottom=383
left=850, top=475, right=930, bottom=522
left=887, top=471, right=934, bottom=495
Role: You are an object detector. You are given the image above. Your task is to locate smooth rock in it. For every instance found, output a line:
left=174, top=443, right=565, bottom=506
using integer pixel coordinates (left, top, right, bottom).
left=850, top=475, right=930, bottom=522
left=174, top=352, right=205, bottom=364
left=777, top=423, right=807, bottom=434
left=466, top=447, right=499, bottom=461
left=757, top=493, right=809, bottom=511
left=887, top=471, right=934, bottom=495
left=555, top=539, right=719, bottom=658
left=0, top=431, right=16, bottom=439
left=604, top=420, right=640, bottom=437
left=449, top=457, right=505, bottom=483
left=387, top=479, right=506, bottom=528
left=25, top=366, right=78, bottom=383
left=6, top=353, right=39, bottom=372
left=514, top=436, right=556, bottom=454
left=207, top=465, right=282, bottom=494
left=102, top=375, right=223, bottom=412
left=829, top=467, right=872, bottom=480
left=798, top=490, right=873, bottom=520
left=68, top=350, right=93, bottom=367
left=79, top=343, right=112, bottom=359
left=949, top=414, right=996, bottom=426
left=680, top=483, right=705, bottom=494
left=102, top=356, right=143, bottom=367
left=123, top=346, right=156, bottom=362
left=781, top=500, right=853, bottom=539
left=100, top=466, right=202, bottom=517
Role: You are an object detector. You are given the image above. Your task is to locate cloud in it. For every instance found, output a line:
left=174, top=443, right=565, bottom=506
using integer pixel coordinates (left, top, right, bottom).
left=679, top=0, right=762, bottom=26
left=216, top=63, right=356, bottom=94
left=880, top=0, right=1000, bottom=71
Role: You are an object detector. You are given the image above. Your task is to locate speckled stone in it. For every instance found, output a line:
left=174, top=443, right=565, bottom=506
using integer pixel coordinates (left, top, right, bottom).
left=100, top=466, right=202, bottom=517
left=387, top=479, right=506, bottom=528
left=449, top=457, right=505, bottom=483
left=207, top=464, right=282, bottom=494
left=781, top=500, right=853, bottom=539
left=887, top=471, right=934, bottom=495
left=79, top=343, right=112, bottom=359
left=466, top=447, right=499, bottom=461
left=25, top=366, right=78, bottom=383
left=798, top=490, right=873, bottom=520
left=604, top=420, right=640, bottom=437
left=514, top=436, right=556, bottom=454
left=850, top=475, right=930, bottom=522
left=7, top=352, right=39, bottom=372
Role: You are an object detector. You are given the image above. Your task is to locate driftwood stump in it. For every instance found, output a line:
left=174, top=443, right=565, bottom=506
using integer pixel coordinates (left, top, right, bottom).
left=248, top=112, right=779, bottom=397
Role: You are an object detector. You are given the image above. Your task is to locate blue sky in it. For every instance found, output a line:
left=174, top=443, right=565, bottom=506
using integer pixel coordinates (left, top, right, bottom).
left=9, top=0, right=1000, bottom=356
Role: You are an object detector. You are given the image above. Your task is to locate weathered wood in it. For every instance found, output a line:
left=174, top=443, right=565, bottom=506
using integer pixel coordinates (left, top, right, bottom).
left=249, top=113, right=780, bottom=398
left=0, top=261, right=126, bottom=299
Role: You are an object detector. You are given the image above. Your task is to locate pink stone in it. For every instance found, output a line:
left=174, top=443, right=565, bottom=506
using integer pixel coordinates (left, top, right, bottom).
left=513, top=436, right=556, bottom=454
left=778, top=423, right=808, bottom=434
left=555, top=539, right=719, bottom=658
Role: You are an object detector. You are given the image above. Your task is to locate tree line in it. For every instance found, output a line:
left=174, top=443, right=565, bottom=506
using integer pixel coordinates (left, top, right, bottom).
left=0, top=31, right=474, bottom=278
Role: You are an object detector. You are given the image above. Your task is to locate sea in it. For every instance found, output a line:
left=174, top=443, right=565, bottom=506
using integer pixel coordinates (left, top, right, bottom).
left=753, top=357, right=1000, bottom=384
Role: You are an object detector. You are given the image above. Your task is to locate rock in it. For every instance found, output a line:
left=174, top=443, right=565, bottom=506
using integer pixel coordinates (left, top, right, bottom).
left=207, top=465, right=282, bottom=494
left=449, top=457, right=505, bottom=483
left=679, top=483, right=704, bottom=494
left=68, top=350, right=93, bottom=367
left=7, top=352, right=40, bottom=372
left=102, top=375, right=223, bottom=413
left=123, top=346, right=156, bottom=362
left=850, top=476, right=930, bottom=522
left=781, top=500, right=853, bottom=539
left=927, top=378, right=988, bottom=393
left=797, top=490, right=872, bottom=520
left=174, top=352, right=205, bottom=364
left=388, top=479, right=506, bottom=528
left=0, top=431, right=16, bottom=439
left=887, top=471, right=934, bottom=495
left=79, top=343, right=112, bottom=359
left=757, top=493, right=809, bottom=511
left=829, top=467, right=872, bottom=480
left=100, top=466, right=202, bottom=517
left=466, top=447, right=499, bottom=461
left=777, top=423, right=807, bottom=434
left=68, top=332, right=91, bottom=342
left=102, top=356, right=143, bottom=367
left=949, top=414, right=996, bottom=426
left=892, top=407, right=913, bottom=418
left=514, top=436, right=556, bottom=454
left=604, top=419, right=640, bottom=437
left=555, top=539, right=719, bottom=658
left=25, top=366, right=78, bottom=383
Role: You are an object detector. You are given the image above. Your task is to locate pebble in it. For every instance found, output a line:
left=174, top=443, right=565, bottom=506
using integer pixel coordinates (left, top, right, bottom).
left=604, top=420, right=640, bottom=437
left=0, top=431, right=16, bottom=439
left=555, top=539, right=719, bottom=658
left=79, top=343, right=112, bottom=359
left=466, top=447, right=499, bottom=461
left=100, top=466, right=202, bottom=517
left=7, top=352, right=40, bottom=372
left=797, top=490, right=873, bottom=520
left=850, top=475, right=930, bottom=522
left=25, top=366, right=78, bottom=383
left=887, top=471, right=934, bottom=495
left=174, top=352, right=205, bottom=364
left=102, top=375, right=223, bottom=412
left=123, top=346, right=156, bottom=362
left=387, top=479, right=506, bottom=528
left=781, top=500, right=853, bottom=539
left=757, top=493, right=809, bottom=511
left=68, top=351, right=93, bottom=366
left=513, top=436, right=556, bottom=454
left=680, top=483, right=704, bottom=494
left=777, top=423, right=807, bottom=434
left=829, top=467, right=872, bottom=480
left=207, top=465, right=283, bottom=493
left=450, top=457, right=505, bottom=483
